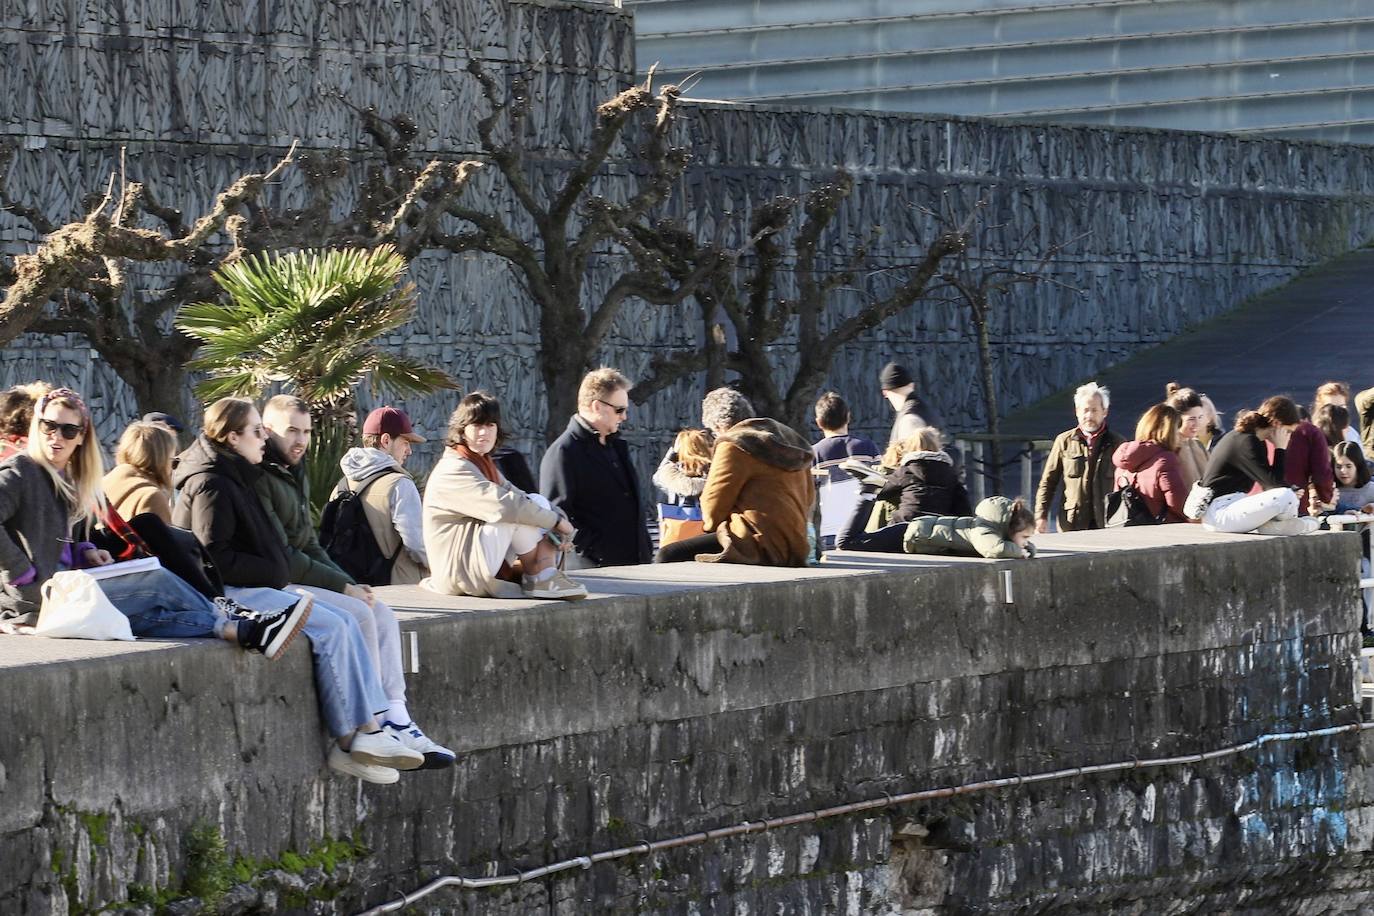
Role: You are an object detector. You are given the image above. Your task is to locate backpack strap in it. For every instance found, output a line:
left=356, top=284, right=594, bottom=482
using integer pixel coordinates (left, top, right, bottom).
left=352, top=468, right=405, bottom=561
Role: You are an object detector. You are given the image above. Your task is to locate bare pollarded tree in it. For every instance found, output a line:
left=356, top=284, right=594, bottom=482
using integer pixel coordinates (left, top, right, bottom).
left=628, top=171, right=974, bottom=434
left=0, top=135, right=480, bottom=417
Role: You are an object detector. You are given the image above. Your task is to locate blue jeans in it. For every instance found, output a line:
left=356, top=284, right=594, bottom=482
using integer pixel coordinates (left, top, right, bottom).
left=100, top=567, right=220, bottom=637
left=228, top=586, right=388, bottom=738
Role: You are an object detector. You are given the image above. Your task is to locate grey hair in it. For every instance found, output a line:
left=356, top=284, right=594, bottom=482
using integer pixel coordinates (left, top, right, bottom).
left=701, top=387, right=755, bottom=432
left=1073, top=381, right=1110, bottom=412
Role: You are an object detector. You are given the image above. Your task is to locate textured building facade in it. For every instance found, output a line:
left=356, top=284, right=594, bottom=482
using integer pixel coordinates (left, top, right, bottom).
left=1, top=0, right=1373, bottom=485
left=630, top=0, right=1374, bottom=143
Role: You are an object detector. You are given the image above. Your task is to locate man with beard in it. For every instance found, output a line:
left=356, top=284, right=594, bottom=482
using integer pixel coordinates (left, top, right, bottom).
left=258, top=395, right=454, bottom=769
left=1034, top=382, right=1126, bottom=533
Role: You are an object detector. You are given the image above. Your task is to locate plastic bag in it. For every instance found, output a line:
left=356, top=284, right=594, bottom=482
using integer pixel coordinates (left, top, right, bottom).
left=34, top=570, right=135, bottom=641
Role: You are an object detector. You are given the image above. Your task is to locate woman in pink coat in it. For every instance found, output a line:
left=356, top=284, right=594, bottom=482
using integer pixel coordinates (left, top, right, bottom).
left=1113, top=404, right=1189, bottom=523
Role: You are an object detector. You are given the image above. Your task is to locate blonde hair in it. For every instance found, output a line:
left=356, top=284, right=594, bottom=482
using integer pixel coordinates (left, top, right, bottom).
left=882, top=426, right=943, bottom=467
left=115, top=422, right=177, bottom=491
left=577, top=367, right=631, bottom=412
left=1134, top=404, right=1181, bottom=452
left=673, top=429, right=713, bottom=477
left=203, top=397, right=258, bottom=445
left=27, top=388, right=106, bottom=523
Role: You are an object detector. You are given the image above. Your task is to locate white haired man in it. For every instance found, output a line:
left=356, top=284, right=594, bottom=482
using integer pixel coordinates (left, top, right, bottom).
left=1033, top=382, right=1126, bottom=533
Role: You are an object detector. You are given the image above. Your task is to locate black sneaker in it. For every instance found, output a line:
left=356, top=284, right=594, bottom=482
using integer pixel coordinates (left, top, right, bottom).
left=237, top=594, right=312, bottom=661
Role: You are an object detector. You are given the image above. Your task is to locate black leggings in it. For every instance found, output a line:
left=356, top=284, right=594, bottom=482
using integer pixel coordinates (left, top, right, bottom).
left=833, top=496, right=906, bottom=553
left=654, top=532, right=723, bottom=563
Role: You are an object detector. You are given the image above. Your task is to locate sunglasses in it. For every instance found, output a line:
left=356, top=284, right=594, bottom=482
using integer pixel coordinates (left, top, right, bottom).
left=38, top=418, right=84, bottom=440
left=595, top=398, right=628, bottom=417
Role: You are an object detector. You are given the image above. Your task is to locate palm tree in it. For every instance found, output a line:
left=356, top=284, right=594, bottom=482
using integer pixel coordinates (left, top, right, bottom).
left=176, top=244, right=455, bottom=408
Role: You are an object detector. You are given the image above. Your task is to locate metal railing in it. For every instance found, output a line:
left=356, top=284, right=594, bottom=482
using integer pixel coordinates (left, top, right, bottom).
left=952, top=434, right=1055, bottom=502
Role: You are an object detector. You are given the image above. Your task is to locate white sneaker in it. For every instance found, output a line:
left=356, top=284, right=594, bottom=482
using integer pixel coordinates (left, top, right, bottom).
left=348, top=729, right=424, bottom=770
left=383, top=721, right=456, bottom=770
left=327, top=745, right=399, bottom=785
left=521, top=571, right=588, bottom=601
left=1255, top=517, right=1321, bottom=536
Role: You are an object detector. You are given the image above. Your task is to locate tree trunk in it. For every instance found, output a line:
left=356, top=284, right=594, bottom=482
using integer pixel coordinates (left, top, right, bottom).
left=538, top=294, right=595, bottom=443
left=972, top=305, right=1001, bottom=495
left=101, top=344, right=196, bottom=422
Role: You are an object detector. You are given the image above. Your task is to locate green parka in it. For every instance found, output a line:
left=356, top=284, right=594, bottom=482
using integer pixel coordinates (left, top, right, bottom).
left=902, top=496, right=1034, bottom=560
left=254, top=438, right=355, bottom=592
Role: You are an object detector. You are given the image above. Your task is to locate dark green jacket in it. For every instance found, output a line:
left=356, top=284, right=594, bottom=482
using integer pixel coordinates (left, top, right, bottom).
left=254, top=439, right=354, bottom=592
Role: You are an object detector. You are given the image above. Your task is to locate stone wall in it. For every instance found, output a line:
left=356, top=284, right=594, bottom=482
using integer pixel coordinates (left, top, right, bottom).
left=3, top=0, right=1374, bottom=484
left=2, top=527, right=1372, bottom=914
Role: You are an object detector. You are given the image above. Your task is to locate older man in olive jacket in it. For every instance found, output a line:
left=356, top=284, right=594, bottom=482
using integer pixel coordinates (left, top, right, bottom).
left=1034, top=382, right=1126, bottom=533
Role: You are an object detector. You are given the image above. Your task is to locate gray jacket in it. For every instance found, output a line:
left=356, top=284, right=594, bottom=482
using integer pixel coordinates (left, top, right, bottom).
left=0, top=455, right=90, bottom=623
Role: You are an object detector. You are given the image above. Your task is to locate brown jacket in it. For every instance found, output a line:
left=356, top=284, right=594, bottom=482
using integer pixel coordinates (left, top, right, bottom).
left=1034, top=426, right=1125, bottom=531
left=102, top=464, right=173, bottom=525
left=702, top=419, right=815, bottom=566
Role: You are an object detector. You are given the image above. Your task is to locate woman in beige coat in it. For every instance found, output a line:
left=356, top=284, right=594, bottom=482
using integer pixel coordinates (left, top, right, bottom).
left=1166, top=384, right=1210, bottom=490
left=102, top=421, right=177, bottom=524
left=422, top=393, right=586, bottom=601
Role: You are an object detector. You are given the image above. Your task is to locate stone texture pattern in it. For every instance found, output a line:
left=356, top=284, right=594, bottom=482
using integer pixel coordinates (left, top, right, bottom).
left=0, top=529, right=1371, bottom=913
left=2, top=0, right=1374, bottom=487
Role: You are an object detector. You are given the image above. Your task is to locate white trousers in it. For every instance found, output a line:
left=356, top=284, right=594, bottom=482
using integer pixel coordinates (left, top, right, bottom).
left=477, top=494, right=553, bottom=581
left=1202, top=488, right=1298, bottom=533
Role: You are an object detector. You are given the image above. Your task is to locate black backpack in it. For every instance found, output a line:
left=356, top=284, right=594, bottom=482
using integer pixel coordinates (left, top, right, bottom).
left=319, top=469, right=404, bottom=585
left=1104, top=472, right=1167, bottom=528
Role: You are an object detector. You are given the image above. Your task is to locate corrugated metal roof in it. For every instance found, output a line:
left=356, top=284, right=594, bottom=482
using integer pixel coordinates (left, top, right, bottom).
left=627, top=0, right=1374, bottom=142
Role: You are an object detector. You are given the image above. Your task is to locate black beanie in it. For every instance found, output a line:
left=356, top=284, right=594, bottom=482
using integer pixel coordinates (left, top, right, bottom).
left=879, top=362, right=913, bottom=390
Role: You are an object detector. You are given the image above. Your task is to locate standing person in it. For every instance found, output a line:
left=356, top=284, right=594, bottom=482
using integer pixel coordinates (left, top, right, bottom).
left=1033, top=382, right=1125, bottom=533
left=655, top=416, right=815, bottom=566
left=174, top=397, right=433, bottom=783
left=878, top=362, right=944, bottom=450
left=539, top=367, right=652, bottom=568
left=258, top=395, right=453, bottom=768
left=1165, top=384, right=1210, bottom=490
left=424, top=392, right=586, bottom=600
left=0, top=387, right=313, bottom=652
left=1112, top=404, right=1189, bottom=523
left=811, top=391, right=879, bottom=482
left=334, top=406, right=430, bottom=586
left=1195, top=396, right=1317, bottom=535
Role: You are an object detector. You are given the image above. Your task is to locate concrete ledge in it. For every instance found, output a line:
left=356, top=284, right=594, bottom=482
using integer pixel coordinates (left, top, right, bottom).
left=1, top=528, right=1365, bottom=914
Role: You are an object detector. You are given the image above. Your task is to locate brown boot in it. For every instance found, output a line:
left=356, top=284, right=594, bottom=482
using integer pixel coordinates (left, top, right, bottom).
left=695, top=529, right=761, bottom=564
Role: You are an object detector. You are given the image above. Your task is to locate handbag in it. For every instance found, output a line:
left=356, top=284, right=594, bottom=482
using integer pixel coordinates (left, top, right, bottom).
left=1183, top=482, right=1215, bottom=521
left=34, top=569, right=135, bottom=641
left=1105, top=473, right=1166, bottom=527
left=658, top=503, right=705, bottom=546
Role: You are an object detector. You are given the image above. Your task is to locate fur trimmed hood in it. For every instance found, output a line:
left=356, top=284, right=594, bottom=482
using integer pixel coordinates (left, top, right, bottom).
left=718, top=418, right=813, bottom=472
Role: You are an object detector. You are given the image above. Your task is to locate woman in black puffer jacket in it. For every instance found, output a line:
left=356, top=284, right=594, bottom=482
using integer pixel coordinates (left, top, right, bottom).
left=836, top=427, right=972, bottom=552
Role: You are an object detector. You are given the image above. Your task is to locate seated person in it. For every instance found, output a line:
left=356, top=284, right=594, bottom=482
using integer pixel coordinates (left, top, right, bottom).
left=423, top=392, right=587, bottom=601
left=104, top=421, right=177, bottom=524
left=833, top=427, right=972, bottom=551
left=656, top=417, right=815, bottom=566
left=900, top=496, right=1037, bottom=559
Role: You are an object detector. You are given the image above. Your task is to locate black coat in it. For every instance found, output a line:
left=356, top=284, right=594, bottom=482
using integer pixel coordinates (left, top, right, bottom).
left=172, top=435, right=292, bottom=589
left=888, top=391, right=945, bottom=448
left=878, top=452, right=973, bottom=524
left=539, top=416, right=652, bottom=567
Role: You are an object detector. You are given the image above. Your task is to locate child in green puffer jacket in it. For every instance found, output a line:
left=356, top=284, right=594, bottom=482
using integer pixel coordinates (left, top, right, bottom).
left=902, top=495, right=1038, bottom=560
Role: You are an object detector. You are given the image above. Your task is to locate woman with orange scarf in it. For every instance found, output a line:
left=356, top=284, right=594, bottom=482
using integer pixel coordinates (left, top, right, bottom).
left=421, top=392, right=587, bottom=601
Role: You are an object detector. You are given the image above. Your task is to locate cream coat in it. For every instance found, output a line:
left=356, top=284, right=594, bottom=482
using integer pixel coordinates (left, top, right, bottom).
left=422, top=449, right=561, bottom=598
left=1175, top=438, right=1209, bottom=490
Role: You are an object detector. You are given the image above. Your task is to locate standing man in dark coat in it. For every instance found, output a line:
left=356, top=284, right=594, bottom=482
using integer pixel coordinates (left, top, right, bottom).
left=540, top=367, right=652, bottom=568
left=1034, top=382, right=1126, bottom=532
left=879, top=362, right=945, bottom=451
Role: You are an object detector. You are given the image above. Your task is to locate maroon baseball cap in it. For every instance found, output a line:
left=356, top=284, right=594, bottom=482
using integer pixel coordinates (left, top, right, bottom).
left=363, top=407, right=425, bottom=443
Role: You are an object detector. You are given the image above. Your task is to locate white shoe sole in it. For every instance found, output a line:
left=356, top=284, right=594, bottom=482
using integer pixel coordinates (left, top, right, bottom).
left=263, top=594, right=313, bottom=661
left=327, top=748, right=399, bottom=785
left=349, top=742, right=425, bottom=771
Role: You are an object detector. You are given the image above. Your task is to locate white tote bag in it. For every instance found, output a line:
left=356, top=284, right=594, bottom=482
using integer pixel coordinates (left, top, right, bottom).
left=34, top=570, right=135, bottom=641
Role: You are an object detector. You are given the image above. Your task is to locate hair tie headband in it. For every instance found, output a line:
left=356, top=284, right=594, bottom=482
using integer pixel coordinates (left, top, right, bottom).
left=39, top=387, right=90, bottom=420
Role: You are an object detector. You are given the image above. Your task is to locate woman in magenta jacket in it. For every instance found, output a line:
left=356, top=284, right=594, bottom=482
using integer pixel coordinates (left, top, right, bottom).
left=1112, top=404, right=1189, bottom=523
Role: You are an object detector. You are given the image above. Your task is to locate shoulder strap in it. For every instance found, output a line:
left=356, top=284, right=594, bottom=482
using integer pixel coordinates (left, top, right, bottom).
left=354, top=467, right=402, bottom=497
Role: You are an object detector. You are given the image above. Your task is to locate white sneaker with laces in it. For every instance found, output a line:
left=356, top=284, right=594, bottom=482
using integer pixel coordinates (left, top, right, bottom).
left=383, top=721, right=456, bottom=770
left=348, top=729, right=424, bottom=770
left=522, top=571, right=588, bottom=601
left=327, top=745, right=399, bottom=785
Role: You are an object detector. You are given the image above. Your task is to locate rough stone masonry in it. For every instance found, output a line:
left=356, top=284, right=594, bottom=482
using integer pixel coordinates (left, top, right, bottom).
left=2, top=525, right=1373, bottom=914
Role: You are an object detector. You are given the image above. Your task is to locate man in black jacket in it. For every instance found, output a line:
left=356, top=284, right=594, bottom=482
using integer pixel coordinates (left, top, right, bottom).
left=540, top=367, right=652, bottom=568
left=879, top=362, right=945, bottom=451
